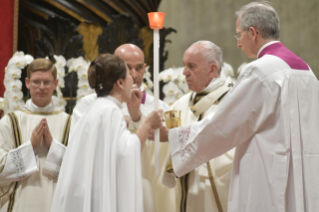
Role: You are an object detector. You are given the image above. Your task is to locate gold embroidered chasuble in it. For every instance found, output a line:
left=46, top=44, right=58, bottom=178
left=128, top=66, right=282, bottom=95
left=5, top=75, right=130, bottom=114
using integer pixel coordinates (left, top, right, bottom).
left=0, top=104, right=70, bottom=212
left=163, top=78, right=235, bottom=212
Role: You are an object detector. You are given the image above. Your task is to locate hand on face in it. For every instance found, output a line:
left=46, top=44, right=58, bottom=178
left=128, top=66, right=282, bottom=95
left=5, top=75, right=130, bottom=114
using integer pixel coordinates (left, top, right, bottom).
left=127, top=84, right=143, bottom=110
left=126, top=84, right=143, bottom=122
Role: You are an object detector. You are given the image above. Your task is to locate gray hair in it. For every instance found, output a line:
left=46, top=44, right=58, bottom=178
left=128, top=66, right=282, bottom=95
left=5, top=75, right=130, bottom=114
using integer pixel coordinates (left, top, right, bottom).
left=191, top=40, right=223, bottom=74
left=235, top=1, right=280, bottom=40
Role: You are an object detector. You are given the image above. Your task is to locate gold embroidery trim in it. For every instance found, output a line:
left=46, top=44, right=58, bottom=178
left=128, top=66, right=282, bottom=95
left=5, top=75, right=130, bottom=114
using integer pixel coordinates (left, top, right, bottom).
left=13, top=113, right=22, bottom=147
left=0, top=182, right=14, bottom=199
left=179, top=173, right=189, bottom=212
left=180, top=88, right=230, bottom=211
left=61, top=115, right=72, bottom=146
left=166, top=165, right=174, bottom=173
left=6, top=113, right=22, bottom=212
left=19, top=110, right=62, bottom=115
left=7, top=114, right=18, bottom=148
left=207, top=161, right=223, bottom=212
left=7, top=182, right=18, bottom=212
left=214, top=89, right=229, bottom=105
left=7, top=113, right=22, bottom=147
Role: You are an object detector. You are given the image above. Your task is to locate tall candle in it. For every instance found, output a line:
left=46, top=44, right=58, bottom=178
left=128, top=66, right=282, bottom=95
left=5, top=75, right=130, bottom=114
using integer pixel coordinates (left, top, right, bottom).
left=148, top=12, right=165, bottom=176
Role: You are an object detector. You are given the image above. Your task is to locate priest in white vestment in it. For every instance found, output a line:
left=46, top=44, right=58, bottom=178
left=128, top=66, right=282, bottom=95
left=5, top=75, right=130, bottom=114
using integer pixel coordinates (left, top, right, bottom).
left=0, top=59, right=70, bottom=212
left=162, top=41, right=234, bottom=212
left=162, top=3, right=319, bottom=212
left=51, top=54, right=163, bottom=212
left=115, top=44, right=174, bottom=212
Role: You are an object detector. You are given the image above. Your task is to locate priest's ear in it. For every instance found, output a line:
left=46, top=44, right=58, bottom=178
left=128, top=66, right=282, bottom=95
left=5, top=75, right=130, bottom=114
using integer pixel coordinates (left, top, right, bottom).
left=25, top=77, right=31, bottom=89
left=209, top=63, right=219, bottom=78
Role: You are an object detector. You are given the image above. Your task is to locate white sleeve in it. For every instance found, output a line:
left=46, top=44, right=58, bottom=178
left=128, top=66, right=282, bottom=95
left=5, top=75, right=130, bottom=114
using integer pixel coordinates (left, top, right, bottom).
left=169, top=69, right=277, bottom=177
left=0, top=141, right=38, bottom=186
left=161, top=103, right=179, bottom=188
left=161, top=168, right=177, bottom=188
left=128, top=113, right=145, bottom=132
left=42, top=138, right=66, bottom=178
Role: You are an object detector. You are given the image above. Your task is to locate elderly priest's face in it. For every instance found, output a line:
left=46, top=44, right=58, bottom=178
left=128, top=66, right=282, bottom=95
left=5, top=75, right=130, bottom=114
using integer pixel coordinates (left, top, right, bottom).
left=182, top=45, right=218, bottom=92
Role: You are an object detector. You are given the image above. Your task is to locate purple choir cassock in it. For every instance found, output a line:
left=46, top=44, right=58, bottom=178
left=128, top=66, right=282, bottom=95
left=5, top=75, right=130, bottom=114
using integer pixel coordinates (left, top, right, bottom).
left=168, top=41, right=319, bottom=212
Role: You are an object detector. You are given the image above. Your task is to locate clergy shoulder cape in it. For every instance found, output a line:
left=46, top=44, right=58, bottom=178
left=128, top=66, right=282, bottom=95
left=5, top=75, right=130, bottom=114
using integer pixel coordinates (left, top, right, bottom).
left=163, top=77, right=235, bottom=212
left=0, top=100, right=70, bottom=212
left=169, top=41, right=319, bottom=212
left=51, top=96, right=143, bottom=212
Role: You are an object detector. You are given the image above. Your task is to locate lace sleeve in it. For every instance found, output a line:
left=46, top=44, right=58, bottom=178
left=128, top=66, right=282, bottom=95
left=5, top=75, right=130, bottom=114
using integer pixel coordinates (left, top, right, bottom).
left=43, top=139, right=67, bottom=178
left=177, top=126, right=192, bottom=161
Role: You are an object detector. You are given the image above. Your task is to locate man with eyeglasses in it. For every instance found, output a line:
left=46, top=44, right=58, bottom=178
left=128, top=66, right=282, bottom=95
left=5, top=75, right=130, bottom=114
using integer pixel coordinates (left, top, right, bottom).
left=0, top=58, right=71, bottom=212
left=159, top=2, right=319, bottom=212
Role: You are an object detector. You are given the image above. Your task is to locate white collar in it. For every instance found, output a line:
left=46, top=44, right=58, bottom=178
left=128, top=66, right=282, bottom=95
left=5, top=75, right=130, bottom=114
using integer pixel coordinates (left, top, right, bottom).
left=106, top=95, right=122, bottom=109
left=23, top=99, right=56, bottom=113
left=200, top=77, right=226, bottom=93
left=257, top=41, right=280, bottom=58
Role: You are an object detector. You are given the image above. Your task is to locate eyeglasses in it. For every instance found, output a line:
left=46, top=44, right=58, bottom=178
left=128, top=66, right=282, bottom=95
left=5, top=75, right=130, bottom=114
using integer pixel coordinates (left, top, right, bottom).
left=31, top=80, right=54, bottom=88
left=234, top=29, right=249, bottom=40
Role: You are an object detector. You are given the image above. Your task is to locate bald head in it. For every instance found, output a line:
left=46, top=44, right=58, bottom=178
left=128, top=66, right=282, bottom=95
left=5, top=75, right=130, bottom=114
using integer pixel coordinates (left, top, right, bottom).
left=114, top=44, right=145, bottom=61
left=114, top=44, right=146, bottom=88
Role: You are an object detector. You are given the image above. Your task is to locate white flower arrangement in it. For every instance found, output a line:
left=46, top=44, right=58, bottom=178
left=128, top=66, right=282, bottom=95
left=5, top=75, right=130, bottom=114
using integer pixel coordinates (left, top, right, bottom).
left=159, top=67, right=189, bottom=106
left=0, top=97, right=6, bottom=116
left=3, top=52, right=34, bottom=113
left=236, top=62, right=248, bottom=75
left=221, top=62, right=236, bottom=82
left=66, top=56, right=94, bottom=103
left=0, top=97, right=5, bottom=109
left=1, top=52, right=95, bottom=114
left=141, top=66, right=154, bottom=96
left=49, top=55, right=67, bottom=111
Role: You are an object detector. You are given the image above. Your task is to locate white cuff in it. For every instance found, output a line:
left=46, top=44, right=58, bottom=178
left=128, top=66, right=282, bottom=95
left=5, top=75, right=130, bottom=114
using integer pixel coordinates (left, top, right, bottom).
left=42, top=139, right=66, bottom=178
left=168, top=127, right=180, bottom=157
left=128, top=118, right=141, bottom=132
left=0, top=141, right=38, bottom=186
left=162, top=171, right=176, bottom=188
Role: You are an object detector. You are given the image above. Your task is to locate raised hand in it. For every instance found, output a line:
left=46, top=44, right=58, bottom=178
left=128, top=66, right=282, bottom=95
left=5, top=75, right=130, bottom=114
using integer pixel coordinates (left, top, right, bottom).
left=127, top=84, right=143, bottom=122
left=127, top=84, right=143, bottom=109
left=43, top=119, right=53, bottom=148
left=31, top=120, right=44, bottom=149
